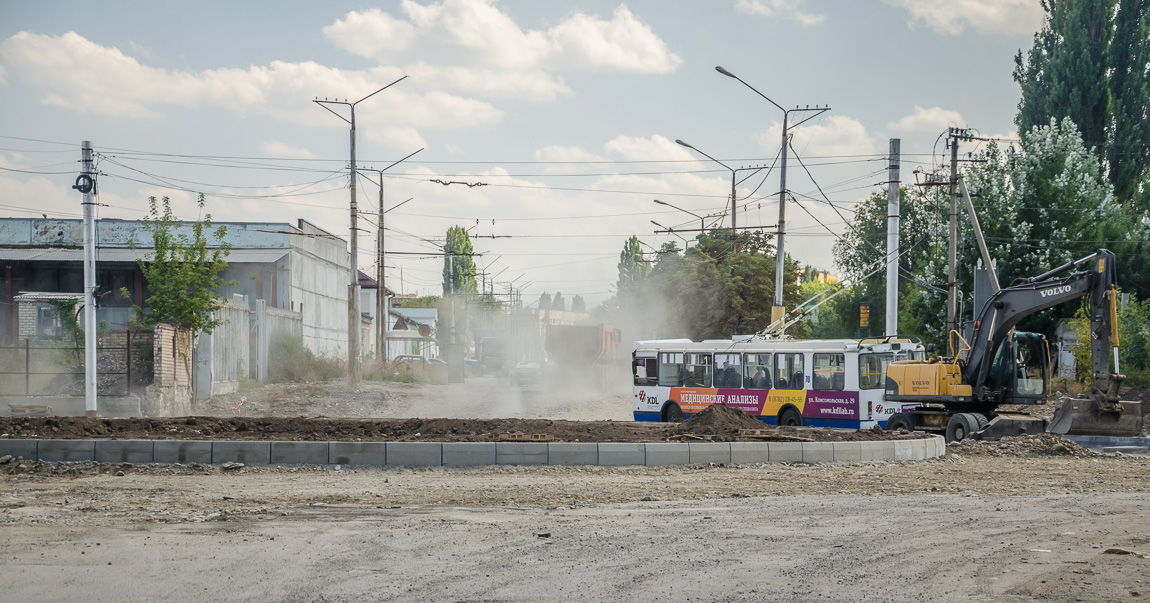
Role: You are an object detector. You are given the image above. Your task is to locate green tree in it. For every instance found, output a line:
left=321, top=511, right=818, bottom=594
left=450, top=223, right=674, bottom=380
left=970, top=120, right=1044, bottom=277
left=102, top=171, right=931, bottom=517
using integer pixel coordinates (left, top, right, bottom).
left=616, top=236, right=651, bottom=304
left=552, top=292, right=566, bottom=312
left=1014, top=0, right=1113, bottom=154
left=123, top=195, right=232, bottom=334
left=1108, top=0, right=1150, bottom=206
left=571, top=295, right=586, bottom=313
left=442, top=226, right=477, bottom=296
left=538, top=292, right=552, bottom=310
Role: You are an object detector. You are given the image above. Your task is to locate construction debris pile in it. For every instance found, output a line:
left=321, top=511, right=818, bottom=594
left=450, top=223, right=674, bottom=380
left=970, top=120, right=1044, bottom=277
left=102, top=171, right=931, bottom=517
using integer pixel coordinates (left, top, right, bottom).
left=948, top=433, right=1095, bottom=458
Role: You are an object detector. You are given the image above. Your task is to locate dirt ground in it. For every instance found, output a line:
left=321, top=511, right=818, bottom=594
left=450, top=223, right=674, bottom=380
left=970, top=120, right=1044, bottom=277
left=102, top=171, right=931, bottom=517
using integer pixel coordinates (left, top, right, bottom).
left=0, top=402, right=925, bottom=443
left=4, top=376, right=1150, bottom=601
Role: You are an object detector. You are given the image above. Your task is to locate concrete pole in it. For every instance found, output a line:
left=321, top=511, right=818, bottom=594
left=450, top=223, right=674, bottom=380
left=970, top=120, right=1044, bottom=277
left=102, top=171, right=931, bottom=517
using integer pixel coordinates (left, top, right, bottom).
left=348, top=109, right=361, bottom=383
left=886, top=138, right=900, bottom=337
left=81, top=141, right=97, bottom=417
left=946, top=130, right=959, bottom=353
left=376, top=183, right=386, bottom=362
left=730, top=171, right=737, bottom=254
left=449, top=254, right=456, bottom=345
left=773, top=113, right=789, bottom=323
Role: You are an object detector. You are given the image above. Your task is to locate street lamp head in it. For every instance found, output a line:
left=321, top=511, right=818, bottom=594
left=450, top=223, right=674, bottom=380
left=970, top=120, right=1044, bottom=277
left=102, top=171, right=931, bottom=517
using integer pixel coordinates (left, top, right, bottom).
left=674, top=139, right=694, bottom=150
left=715, top=65, right=737, bottom=78
left=653, top=199, right=668, bottom=207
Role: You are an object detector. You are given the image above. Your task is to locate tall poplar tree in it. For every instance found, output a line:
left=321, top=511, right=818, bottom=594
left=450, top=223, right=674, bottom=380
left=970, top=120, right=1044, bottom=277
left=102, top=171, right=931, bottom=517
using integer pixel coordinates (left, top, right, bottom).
left=1013, top=0, right=1114, bottom=153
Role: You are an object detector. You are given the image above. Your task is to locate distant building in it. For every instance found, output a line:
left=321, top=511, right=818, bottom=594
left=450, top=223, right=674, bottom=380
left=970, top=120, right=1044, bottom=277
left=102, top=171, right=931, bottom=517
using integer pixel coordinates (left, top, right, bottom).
left=0, top=217, right=355, bottom=358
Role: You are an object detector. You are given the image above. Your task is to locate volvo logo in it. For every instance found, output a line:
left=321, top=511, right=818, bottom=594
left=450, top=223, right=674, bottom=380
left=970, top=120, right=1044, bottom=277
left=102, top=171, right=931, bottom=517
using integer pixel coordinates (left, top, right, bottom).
left=1040, top=285, right=1072, bottom=298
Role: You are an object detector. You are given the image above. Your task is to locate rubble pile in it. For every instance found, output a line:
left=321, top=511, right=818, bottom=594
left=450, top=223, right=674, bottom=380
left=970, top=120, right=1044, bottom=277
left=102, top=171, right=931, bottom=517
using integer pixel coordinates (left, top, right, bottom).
left=949, top=433, right=1095, bottom=457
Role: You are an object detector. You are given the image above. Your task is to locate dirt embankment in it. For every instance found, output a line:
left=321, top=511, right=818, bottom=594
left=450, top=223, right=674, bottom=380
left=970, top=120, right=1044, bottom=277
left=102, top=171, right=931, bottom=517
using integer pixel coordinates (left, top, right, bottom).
left=0, top=403, right=928, bottom=443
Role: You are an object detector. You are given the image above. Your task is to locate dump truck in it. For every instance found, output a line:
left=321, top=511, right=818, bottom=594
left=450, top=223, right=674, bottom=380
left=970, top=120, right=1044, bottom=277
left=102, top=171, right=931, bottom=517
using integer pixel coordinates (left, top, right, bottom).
left=543, top=324, right=622, bottom=392
left=883, top=249, right=1142, bottom=442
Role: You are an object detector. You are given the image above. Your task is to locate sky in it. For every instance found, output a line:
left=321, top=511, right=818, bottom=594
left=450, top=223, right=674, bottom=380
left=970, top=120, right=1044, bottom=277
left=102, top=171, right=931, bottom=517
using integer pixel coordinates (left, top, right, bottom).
left=0, top=0, right=1045, bottom=308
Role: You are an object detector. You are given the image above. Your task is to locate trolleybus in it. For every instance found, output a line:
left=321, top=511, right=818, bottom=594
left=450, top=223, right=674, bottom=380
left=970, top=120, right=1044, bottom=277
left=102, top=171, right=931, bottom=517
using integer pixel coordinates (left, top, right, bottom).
left=632, top=337, right=927, bottom=428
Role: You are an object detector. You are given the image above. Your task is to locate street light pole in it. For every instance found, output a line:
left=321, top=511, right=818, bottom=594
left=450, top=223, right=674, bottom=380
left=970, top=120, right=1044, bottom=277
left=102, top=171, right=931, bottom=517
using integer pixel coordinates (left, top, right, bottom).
left=314, top=75, right=407, bottom=384
left=715, top=65, right=829, bottom=324
left=674, top=140, right=739, bottom=253
left=358, top=149, right=422, bottom=364
left=653, top=199, right=706, bottom=231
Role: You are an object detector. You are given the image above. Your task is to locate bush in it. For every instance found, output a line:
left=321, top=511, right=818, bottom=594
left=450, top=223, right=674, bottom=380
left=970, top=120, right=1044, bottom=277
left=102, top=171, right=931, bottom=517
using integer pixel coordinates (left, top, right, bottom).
left=268, top=332, right=343, bottom=383
left=362, top=360, right=446, bottom=384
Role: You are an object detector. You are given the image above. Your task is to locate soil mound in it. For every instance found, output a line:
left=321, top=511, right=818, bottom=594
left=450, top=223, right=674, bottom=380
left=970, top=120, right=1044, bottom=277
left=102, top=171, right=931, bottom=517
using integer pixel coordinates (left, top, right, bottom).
left=0, top=413, right=929, bottom=444
left=676, top=403, right=764, bottom=434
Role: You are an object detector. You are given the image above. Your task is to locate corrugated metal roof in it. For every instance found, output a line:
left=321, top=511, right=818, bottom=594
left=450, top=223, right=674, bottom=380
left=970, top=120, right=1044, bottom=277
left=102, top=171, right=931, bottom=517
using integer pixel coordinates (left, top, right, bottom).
left=0, top=248, right=289, bottom=263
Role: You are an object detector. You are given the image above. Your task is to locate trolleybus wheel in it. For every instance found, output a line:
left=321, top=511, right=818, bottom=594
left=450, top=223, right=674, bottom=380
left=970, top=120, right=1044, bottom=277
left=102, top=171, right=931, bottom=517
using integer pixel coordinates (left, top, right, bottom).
left=886, top=413, right=914, bottom=432
left=946, top=413, right=978, bottom=443
left=779, top=407, right=803, bottom=427
left=663, top=402, right=683, bottom=423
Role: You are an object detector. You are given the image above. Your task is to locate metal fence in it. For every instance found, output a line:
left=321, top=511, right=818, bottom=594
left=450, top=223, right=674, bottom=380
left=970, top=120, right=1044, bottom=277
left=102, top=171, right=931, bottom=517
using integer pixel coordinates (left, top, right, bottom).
left=0, top=331, right=153, bottom=397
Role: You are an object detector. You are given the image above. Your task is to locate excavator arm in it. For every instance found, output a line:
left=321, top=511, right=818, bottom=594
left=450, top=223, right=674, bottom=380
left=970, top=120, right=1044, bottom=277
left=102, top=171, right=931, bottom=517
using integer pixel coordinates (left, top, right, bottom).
left=962, top=250, right=1117, bottom=401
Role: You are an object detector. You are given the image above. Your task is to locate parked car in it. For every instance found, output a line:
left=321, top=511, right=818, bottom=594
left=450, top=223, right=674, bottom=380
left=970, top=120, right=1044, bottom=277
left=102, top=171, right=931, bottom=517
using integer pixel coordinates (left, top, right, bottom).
left=509, top=360, right=543, bottom=388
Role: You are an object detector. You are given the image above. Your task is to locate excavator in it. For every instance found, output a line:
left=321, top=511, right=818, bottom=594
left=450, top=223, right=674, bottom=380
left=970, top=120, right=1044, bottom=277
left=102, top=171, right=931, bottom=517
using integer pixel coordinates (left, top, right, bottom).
left=883, top=248, right=1143, bottom=442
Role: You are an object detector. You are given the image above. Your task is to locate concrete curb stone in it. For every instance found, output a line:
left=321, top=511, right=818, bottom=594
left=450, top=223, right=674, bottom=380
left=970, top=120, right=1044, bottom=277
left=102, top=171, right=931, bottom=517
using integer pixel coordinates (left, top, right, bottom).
left=547, top=443, right=597, bottom=466
left=154, top=441, right=212, bottom=464
left=38, top=439, right=95, bottom=462
left=270, top=441, right=329, bottom=465
left=597, top=443, right=644, bottom=466
left=443, top=442, right=496, bottom=467
left=329, top=442, right=387, bottom=466
left=94, top=440, right=154, bottom=464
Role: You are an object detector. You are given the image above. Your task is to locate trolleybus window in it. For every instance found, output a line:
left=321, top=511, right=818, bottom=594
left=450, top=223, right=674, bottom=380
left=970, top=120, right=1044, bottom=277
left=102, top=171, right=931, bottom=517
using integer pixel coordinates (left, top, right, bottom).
left=683, top=353, right=712, bottom=387
left=775, top=353, right=804, bottom=389
left=633, top=357, right=657, bottom=385
left=714, top=353, right=741, bottom=387
left=658, top=352, right=685, bottom=386
left=742, top=353, right=771, bottom=389
left=813, top=353, right=845, bottom=390
left=859, top=353, right=893, bottom=389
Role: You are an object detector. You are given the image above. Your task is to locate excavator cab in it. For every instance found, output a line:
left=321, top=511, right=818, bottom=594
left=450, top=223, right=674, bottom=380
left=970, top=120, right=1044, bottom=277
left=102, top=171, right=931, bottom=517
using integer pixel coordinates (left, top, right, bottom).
left=985, top=332, right=1048, bottom=405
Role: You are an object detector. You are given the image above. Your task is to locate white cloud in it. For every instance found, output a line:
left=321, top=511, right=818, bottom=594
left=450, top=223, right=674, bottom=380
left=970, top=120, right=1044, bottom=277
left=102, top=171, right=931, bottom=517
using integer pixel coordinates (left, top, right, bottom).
left=545, top=5, right=682, bottom=73
left=735, top=0, right=825, bottom=26
left=604, top=134, right=694, bottom=162
left=0, top=32, right=503, bottom=140
left=534, top=145, right=610, bottom=174
left=326, top=1, right=680, bottom=75
left=261, top=140, right=316, bottom=159
left=881, top=0, right=1044, bottom=36
left=322, top=8, right=417, bottom=57
left=887, top=106, right=965, bottom=132
left=756, top=115, right=883, bottom=158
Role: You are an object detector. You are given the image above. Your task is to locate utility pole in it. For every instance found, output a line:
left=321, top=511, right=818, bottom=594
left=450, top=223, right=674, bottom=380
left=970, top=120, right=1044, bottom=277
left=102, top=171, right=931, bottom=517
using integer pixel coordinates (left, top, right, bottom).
left=376, top=184, right=386, bottom=362
left=77, top=141, right=97, bottom=418
left=946, top=128, right=968, bottom=353
left=886, top=139, right=900, bottom=337
left=314, top=75, right=407, bottom=384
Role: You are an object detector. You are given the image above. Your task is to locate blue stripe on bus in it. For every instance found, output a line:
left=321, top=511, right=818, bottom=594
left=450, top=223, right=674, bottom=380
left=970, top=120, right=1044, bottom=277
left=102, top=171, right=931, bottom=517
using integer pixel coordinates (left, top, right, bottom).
left=634, top=411, right=864, bottom=429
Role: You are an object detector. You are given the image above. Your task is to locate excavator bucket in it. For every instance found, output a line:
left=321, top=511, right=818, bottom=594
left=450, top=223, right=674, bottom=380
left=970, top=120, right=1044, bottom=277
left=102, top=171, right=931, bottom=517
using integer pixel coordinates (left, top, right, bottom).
left=1048, top=397, right=1143, bottom=437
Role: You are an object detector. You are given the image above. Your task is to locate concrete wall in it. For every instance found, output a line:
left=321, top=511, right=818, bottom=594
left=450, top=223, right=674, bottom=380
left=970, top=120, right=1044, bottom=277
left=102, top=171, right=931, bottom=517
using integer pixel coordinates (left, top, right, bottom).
left=289, top=220, right=350, bottom=359
left=267, top=307, right=302, bottom=339
left=194, top=299, right=250, bottom=399
left=144, top=324, right=193, bottom=416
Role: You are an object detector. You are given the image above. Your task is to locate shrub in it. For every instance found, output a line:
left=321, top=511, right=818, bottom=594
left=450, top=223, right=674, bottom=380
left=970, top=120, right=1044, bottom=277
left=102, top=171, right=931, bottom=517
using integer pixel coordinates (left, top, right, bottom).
left=268, top=332, right=343, bottom=383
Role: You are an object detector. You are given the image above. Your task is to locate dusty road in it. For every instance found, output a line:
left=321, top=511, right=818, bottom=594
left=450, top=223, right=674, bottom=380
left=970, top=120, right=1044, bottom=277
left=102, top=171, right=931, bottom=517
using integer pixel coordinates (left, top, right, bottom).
left=4, top=378, right=1150, bottom=601
left=4, top=449, right=1150, bottom=601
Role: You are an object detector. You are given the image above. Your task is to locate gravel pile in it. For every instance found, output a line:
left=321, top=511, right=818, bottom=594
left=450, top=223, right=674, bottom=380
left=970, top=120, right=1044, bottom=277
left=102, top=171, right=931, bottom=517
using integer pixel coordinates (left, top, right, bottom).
left=949, top=433, right=1095, bottom=457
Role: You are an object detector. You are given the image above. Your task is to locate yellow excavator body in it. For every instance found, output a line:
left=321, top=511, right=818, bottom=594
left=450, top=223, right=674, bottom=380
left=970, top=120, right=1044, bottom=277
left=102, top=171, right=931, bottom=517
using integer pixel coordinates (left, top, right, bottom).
left=887, top=361, right=972, bottom=400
